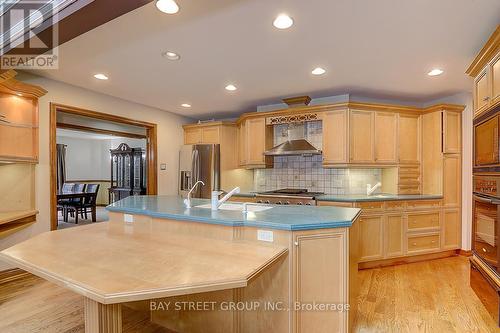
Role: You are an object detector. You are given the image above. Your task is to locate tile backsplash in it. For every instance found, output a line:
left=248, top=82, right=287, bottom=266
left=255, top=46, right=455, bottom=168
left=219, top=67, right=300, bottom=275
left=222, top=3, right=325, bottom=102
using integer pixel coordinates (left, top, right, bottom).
left=254, top=155, right=382, bottom=195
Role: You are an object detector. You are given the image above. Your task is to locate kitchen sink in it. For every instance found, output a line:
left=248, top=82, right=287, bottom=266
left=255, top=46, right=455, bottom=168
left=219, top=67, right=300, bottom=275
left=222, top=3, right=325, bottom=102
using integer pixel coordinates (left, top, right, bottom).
left=195, top=203, right=273, bottom=212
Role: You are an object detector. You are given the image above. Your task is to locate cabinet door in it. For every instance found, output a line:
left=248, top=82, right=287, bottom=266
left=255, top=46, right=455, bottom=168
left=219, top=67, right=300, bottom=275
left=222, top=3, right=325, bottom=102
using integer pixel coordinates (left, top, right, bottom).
left=322, top=109, right=348, bottom=165
left=245, top=117, right=267, bottom=166
left=474, top=67, right=490, bottom=116
left=491, top=53, right=500, bottom=105
left=442, top=209, right=461, bottom=249
left=398, top=114, right=420, bottom=164
left=443, top=111, right=461, bottom=154
left=359, top=215, right=383, bottom=261
left=385, top=214, right=404, bottom=258
left=184, top=128, right=202, bottom=144
left=294, top=231, right=347, bottom=332
left=443, top=155, right=461, bottom=207
left=201, top=126, right=220, bottom=144
left=238, top=122, right=247, bottom=167
left=374, top=111, right=397, bottom=163
left=349, top=110, right=374, bottom=163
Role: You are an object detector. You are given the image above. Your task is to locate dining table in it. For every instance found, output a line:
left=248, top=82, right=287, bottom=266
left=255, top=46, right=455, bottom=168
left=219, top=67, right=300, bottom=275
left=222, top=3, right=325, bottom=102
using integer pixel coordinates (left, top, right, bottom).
left=57, top=191, right=95, bottom=222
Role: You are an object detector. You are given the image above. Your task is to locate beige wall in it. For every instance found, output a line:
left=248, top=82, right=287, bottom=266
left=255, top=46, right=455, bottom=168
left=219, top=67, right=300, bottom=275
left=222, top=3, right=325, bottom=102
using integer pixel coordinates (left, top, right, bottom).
left=0, top=73, right=191, bottom=270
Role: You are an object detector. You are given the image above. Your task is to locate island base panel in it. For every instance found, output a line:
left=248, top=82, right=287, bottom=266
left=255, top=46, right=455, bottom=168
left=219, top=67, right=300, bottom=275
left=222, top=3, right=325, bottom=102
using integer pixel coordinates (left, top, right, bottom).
left=84, top=298, right=122, bottom=333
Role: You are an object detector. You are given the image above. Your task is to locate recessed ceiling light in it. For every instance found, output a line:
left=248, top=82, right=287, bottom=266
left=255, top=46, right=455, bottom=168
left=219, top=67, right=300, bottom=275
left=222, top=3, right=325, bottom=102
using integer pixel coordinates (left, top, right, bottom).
left=273, top=14, right=293, bottom=29
left=225, top=84, right=237, bottom=91
left=94, top=73, right=109, bottom=80
left=311, top=67, right=326, bottom=75
left=156, top=0, right=179, bottom=14
left=181, top=103, right=191, bottom=108
left=427, top=68, right=444, bottom=76
left=162, top=51, right=180, bottom=60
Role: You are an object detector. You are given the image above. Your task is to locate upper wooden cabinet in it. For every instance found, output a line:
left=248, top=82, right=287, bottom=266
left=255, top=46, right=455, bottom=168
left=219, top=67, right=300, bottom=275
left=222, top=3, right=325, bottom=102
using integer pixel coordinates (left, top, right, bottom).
left=398, top=113, right=420, bottom=164
left=236, top=117, right=272, bottom=169
left=0, top=70, right=46, bottom=163
left=466, top=26, right=500, bottom=117
left=349, top=110, right=374, bottom=163
left=183, top=125, right=220, bottom=144
left=322, top=109, right=348, bottom=165
left=374, top=111, right=398, bottom=163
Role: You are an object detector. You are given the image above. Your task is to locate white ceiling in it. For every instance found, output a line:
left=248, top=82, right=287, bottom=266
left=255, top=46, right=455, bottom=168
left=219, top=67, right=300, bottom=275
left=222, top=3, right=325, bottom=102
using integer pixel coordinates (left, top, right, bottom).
left=32, top=0, right=500, bottom=118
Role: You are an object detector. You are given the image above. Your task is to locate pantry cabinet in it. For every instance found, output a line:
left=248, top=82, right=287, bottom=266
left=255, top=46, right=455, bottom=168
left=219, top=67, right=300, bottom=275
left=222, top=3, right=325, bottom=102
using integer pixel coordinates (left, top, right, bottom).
left=442, top=111, right=461, bottom=154
left=322, top=109, right=348, bottom=165
left=443, top=155, right=461, bottom=207
left=442, top=209, right=461, bottom=249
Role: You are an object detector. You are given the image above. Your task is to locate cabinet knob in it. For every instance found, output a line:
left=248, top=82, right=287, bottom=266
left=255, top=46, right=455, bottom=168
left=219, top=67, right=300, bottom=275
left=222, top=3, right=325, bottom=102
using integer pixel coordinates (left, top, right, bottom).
left=483, top=96, right=490, bottom=102
left=294, top=241, right=299, bottom=246
left=431, top=240, right=436, bottom=244
left=412, top=242, right=417, bottom=246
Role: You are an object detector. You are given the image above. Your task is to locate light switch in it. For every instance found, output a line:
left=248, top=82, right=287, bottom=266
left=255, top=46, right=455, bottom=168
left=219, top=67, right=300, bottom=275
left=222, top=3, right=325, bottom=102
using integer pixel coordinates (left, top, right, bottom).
left=160, top=163, right=167, bottom=170
left=257, top=229, right=274, bottom=242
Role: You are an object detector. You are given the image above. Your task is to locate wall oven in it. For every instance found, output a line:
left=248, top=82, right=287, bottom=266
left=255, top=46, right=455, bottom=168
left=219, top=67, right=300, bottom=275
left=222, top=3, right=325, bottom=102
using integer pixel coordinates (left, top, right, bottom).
left=473, top=175, right=500, bottom=276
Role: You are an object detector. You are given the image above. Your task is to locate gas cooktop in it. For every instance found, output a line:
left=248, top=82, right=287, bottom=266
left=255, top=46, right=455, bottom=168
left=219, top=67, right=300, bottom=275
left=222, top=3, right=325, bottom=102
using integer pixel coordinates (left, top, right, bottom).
left=258, top=188, right=324, bottom=197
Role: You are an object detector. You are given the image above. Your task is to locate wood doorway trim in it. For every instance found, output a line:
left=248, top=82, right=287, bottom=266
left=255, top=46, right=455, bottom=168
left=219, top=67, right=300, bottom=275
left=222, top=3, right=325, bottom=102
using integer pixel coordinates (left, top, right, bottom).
left=49, top=103, right=158, bottom=231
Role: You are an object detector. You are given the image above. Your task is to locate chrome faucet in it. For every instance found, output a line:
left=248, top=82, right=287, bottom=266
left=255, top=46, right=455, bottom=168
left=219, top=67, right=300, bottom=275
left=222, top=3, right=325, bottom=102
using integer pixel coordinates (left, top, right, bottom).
left=184, top=180, right=205, bottom=208
left=366, top=182, right=382, bottom=196
left=211, top=187, right=240, bottom=210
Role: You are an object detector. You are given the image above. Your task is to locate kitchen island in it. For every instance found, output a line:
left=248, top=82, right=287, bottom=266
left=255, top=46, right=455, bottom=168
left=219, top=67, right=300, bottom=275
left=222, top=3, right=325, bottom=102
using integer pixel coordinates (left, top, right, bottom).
left=0, top=196, right=361, bottom=333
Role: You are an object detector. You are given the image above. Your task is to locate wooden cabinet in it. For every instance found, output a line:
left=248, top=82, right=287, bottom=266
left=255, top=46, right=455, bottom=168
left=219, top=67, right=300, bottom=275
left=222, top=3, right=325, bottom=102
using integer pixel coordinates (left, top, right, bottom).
left=183, top=125, right=220, bottom=144
left=293, top=229, right=348, bottom=332
left=443, top=111, right=461, bottom=154
left=322, top=109, right=348, bottom=165
left=349, top=110, right=374, bottom=163
left=237, top=122, right=247, bottom=167
left=492, top=53, right=500, bottom=106
left=467, top=27, right=500, bottom=117
left=398, top=113, right=420, bottom=164
left=243, top=117, right=270, bottom=168
left=385, top=214, right=404, bottom=258
left=184, top=127, right=202, bottom=144
left=442, top=209, right=461, bottom=249
left=474, top=68, right=490, bottom=116
left=443, top=155, right=461, bottom=207
left=359, top=215, right=384, bottom=261
left=374, top=111, right=397, bottom=163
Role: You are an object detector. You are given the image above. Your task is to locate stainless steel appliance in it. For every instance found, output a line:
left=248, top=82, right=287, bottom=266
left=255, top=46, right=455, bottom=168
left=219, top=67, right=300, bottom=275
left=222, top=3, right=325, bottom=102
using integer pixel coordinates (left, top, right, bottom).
left=179, top=144, right=220, bottom=199
left=256, top=188, right=323, bottom=206
left=473, top=174, right=500, bottom=275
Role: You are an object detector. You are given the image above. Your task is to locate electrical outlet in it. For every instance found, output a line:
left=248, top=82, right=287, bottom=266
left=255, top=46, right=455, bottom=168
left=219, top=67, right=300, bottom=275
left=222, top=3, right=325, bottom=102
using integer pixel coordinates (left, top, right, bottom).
left=124, top=214, right=134, bottom=223
left=257, top=229, right=274, bottom=242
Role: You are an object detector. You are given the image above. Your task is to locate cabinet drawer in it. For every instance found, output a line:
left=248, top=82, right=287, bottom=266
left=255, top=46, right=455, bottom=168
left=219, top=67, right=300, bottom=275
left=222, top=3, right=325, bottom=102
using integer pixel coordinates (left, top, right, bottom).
left=317, top=201, right=354, bottom=207
left=357, top=201, right=384, bottom=212
left=407, top=234, right=440, bottom=253
left=385, top=201, right=405, bottom=211
left=406, top=200, right=441, bottom=210
left=407, top=212, right=440, bottom=231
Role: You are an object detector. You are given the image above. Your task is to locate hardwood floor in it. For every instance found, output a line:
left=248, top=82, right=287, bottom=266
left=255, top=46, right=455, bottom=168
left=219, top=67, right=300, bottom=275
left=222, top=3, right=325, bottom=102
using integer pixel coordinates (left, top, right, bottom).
left=353, top=256, right=499, bottom=332
left=0, top=256, right=498, bottom=332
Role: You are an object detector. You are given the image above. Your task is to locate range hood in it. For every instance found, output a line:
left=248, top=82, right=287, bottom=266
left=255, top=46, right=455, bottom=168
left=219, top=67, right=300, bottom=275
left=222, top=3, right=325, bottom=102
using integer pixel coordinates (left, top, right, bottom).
left=264, top=121, right=322, bottom=156
left=264, top=139, right=321, bottom=156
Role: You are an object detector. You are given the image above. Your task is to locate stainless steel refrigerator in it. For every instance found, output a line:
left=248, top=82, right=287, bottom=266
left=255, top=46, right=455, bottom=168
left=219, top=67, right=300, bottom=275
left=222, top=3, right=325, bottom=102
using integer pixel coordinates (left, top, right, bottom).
left=179, top=144, right=220, bottom=199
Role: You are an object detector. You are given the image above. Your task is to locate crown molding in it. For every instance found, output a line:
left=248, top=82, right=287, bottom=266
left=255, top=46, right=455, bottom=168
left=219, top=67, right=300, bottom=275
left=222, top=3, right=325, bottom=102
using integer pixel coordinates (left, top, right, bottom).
left=466, top=25, right=500, bottom=77
left=0, top=70, right=47, bottom=98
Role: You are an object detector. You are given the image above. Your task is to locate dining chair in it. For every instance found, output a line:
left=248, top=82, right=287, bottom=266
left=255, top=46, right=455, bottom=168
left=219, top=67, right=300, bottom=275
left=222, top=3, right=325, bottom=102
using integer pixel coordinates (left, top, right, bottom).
left=81, top=184, right=100, bottom=222
left=58, top=183, right=75, bottom=222
left=66, top=183, right=86, bottom=223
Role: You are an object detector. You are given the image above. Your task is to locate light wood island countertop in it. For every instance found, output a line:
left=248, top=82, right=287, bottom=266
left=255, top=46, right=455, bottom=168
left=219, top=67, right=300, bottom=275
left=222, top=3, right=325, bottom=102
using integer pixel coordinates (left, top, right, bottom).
left=0, top=220, right=288, bottom=304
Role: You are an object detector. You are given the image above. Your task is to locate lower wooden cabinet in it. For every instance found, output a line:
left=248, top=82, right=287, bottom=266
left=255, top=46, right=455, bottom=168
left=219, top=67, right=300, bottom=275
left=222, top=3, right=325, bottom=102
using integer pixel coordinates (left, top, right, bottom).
left=385, top=214, right=404, bottom=258
left=359, top=215, right=384, bottom=261
left=442, top=209, right=461, bottom=249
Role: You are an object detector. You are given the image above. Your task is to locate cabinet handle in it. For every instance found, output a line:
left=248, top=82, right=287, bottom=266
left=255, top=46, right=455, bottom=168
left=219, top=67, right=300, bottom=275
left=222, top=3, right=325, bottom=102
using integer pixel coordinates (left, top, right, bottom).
left=294, top=241, right=299, bottom=246
left=412, top=242, right=417, bottom=246
left=483, top=96, right=490, bottom=102
left=431, top=240, right=436, bottom=244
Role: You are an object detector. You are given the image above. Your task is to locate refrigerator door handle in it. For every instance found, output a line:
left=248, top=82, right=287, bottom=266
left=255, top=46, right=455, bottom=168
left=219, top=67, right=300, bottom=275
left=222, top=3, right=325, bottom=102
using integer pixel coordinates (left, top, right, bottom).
left=192, top=149, right=200, bottom=187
